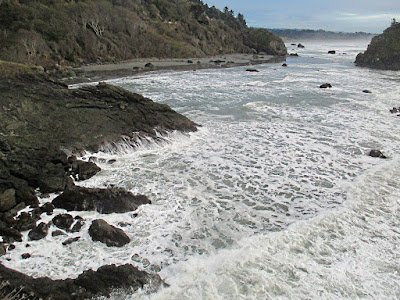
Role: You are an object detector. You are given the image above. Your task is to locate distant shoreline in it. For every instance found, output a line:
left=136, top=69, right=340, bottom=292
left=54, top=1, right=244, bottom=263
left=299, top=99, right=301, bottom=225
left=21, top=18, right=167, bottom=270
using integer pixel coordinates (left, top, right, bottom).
left=69, top=54, right=286, bottom=85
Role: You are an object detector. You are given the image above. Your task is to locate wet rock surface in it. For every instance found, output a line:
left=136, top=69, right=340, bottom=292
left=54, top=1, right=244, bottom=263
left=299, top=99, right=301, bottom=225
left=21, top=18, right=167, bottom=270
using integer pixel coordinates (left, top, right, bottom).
left=52, top=214, right=75, bottom=231
left=28, top=222, right=50, bottom=241
left=89, top=219, right=130, bottom=247
left=0, top=263, right=164, bottom=300
left=0, top=67, right=190, bottom=298
left=52, top=186, right=151, bottom=214
left=368, top=150, right=387, bottom=159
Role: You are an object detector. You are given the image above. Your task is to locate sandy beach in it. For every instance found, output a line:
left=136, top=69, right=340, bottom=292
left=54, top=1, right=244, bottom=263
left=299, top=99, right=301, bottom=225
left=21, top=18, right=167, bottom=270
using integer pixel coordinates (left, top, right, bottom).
left=72, top=53, right=286, bottom=83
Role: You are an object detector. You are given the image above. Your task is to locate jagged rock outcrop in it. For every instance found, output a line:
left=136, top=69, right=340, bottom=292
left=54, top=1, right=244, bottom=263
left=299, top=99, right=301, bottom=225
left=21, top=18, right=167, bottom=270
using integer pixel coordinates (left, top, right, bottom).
left=0, top=263, right=163, bottom=299
left=0, top=61, right=196, bottom=246
left=52, top=186, right=151, bottom=214
left=355, top=23, right=400, bottom=70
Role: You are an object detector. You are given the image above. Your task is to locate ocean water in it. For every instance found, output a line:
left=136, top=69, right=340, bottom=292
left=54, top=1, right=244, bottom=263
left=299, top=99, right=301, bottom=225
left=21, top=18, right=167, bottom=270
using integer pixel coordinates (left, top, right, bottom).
left=3, top=40, right=400, bottom=299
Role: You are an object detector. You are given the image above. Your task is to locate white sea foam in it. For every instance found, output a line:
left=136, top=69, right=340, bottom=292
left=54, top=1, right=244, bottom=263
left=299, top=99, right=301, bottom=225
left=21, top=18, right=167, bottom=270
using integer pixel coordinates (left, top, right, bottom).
left=2, top=40, right=400, bottom=299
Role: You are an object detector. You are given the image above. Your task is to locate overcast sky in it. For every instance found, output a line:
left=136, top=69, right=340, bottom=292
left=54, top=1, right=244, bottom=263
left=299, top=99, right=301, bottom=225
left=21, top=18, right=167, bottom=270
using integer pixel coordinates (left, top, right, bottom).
left=204, top=0, right=400, bottom=33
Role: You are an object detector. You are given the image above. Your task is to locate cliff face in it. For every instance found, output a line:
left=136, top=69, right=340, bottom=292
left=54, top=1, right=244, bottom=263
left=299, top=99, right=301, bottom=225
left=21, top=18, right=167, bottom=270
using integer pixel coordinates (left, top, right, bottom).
left=355, top=23, right=400, bottom=70
left=0, top=0, right=286, bottom=66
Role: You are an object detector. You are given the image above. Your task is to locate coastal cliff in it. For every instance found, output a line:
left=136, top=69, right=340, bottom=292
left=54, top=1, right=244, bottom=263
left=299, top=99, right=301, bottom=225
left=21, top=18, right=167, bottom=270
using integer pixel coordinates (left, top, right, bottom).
left=355, top=23, right=400, bottom=70
left=0, top=0, right=286, bottom=66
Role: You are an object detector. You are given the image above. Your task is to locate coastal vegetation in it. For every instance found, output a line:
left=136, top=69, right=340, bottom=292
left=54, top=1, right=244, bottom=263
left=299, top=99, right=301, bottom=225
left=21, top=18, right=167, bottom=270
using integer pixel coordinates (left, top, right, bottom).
left=355, top=22, right=400, bottom=70
left=0, top=0, right=286, bottom=67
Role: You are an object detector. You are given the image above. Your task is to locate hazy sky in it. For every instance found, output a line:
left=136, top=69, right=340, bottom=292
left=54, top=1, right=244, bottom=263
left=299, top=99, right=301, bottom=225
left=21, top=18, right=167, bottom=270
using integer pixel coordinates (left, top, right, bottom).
left=204, top=0, right=400, bottom=33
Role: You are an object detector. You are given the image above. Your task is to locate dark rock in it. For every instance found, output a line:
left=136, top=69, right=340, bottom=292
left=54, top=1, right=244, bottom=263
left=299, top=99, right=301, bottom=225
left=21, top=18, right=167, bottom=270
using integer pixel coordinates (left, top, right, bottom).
left=52, top=214, right=74, bottom=230
left=362, top=90, right=372, bottom=93
left=0, top=189, right=16, bottom=212
left=21, top=253, right=31, bottom=259
left=213, top=60, right=225, bottom=64
left=25, top=244, right=30, bottom=248
left=15, top=212, right=36, bottom=231
left=89, top=219, right=130, bottom=247
left=107, top=159, right=117, bottom=164
left=74, top=215, right=84, bottom=220
left=0, top=263, right=163, bottom=300
left=52, top=230, right=67, bottom=237
left=368, top=150, right=387, bottom=159
left=320, top=83, right=332, bottom=88
left=70, top=220, right=85, bottom=233
left=0, top=243, right=6, bottom=256
left=62, top=236, right=80, bottom=246
left=117, top=222, right=131, bottom=227
left=52, top=186, right=151, bottom=214
left=36, top=162, right=73, bottom=193
left=144, top=62, right=154, bottom=68
left=0, top=225, right=22, bottom=243
left=8, top=244, right=15, bottom=250
left=355, top=24, right=400, bottom=70
left=289, top=53, right=299, bottom=56
left=390, top=107, right=399, bottom=113
left=282, top=63, right=288, bottom=67
left=40, top=202, right=55, bottom=215
left=246, top=69, right=259, bottom=72
left=28, top=222, right=49, bottom=241
left=31, top=207, right=43, bottom=219
left=297, top=43, right=305, bottom=48
left=328, top=50, right=336, bottom=54
left=187, top=60, right=193, bottom=63
left=70, top=158, right=101, bottom=181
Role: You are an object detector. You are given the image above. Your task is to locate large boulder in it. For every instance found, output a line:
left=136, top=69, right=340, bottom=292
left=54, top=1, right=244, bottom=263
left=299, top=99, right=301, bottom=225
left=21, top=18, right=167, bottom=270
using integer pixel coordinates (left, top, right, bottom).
left=52, top=214, right=74, bottom=230
left=0, top=263, right=163, bottom=299
left=15, top=212, right=36, bottom=232
left=89, top=219, right=130, bottom=247
left=70, top=158, right=101, bottom=181
left=28, top=222, right=49, bottom=241
left=52, top=186, right=151, bottom=214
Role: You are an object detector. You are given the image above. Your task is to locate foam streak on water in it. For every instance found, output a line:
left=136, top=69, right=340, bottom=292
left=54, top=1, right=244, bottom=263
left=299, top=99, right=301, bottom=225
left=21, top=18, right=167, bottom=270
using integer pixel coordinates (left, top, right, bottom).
left=2, top=40, right=400, bottom=299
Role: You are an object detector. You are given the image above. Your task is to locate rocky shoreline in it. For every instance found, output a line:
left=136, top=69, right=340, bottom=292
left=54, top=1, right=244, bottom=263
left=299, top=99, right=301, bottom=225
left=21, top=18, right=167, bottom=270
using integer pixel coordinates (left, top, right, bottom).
left=0, top=61, right=197, bottom=298
left=355, top=23, right=400, bottom=70
left=66, top=53, right=286, bottom=85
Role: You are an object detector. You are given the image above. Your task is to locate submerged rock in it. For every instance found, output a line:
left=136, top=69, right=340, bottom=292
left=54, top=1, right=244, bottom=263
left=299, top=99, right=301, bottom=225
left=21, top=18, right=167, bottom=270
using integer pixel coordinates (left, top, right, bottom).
left=89, top=219, right=130, bottom=247
left=62, top=236, right=80, bottom=246
left=297, top=43, right=305, bottom=48
left=52, top=186, right=151, bottom=214
left=320, top=83, right=332, bottom=88
left=246, top=69, right=260, bottom=72
left=328, top=50, right=336, bottom=54
left=368, top=150, right=387, bottom=159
